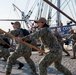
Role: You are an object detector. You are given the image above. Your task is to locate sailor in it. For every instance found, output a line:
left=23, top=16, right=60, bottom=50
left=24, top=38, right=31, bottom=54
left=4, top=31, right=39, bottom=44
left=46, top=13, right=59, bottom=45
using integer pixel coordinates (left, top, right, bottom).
left=53, top=29, right=70, bottom=56
left=5, top=21, right=37, bottom=75
left=0, top=33, right=10, bottom=61
left=20, top=17, right=72, bottom=75
left=69, top=29, right=76, bottom=59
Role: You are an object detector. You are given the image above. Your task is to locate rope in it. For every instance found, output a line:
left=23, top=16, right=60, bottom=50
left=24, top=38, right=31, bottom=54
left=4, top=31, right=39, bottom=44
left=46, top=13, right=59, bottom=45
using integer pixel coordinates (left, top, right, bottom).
left=51, top=0, right=71, bottom=24
left=71, top=0, right=76, bottom=19
left=51, top=0, right=67, bottom=23
left=66, top=0, right=75, bottom=19
left=8, top=0, right=17, bottom=18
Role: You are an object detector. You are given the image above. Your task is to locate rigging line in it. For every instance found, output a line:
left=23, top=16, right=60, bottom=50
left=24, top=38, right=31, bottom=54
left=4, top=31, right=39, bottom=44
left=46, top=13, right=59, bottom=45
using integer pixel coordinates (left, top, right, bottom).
left=51, top=0, right=66, bottom=19
left=66, top=0, right=75, bottom=19
left=15, top=11, right=20, bottom=18
left=31, top=0, right=38, bottom=12
left=71, top=0, right=76, bottom=19
left=47, top=0, right=52, bottom=25
left=13, top=6, right=20, bottom=18
left=51, top=0, right=61, bottom=19
left=24, top=0, right=31, bottom=13
left=13, top=4, right=22, bottom=13
left=37, top=1, right=41, bottom=19
left=61, top=0, right=71, bottom=10
left=35, top=0, right=41, bottom=19
left=12, top=4, right=29, bottom=29
left=74, top=0, right=76, bottom=5
left=35, top=7, right=39, bottom=20
left=24, top=0, right=38, bottom=20
left=50, top=0, right=56, bottom=18
left=35, top=1, right=40, bottom=20
left=50, top=0, right=56, bottom=19
left=48, top=0, right=52, bottom=19
left=53, top=0, right=57, bottom=6
left=51, top=0, right=73, bottom=24
left=51, top=0, right=68, bottom=23
left=39, top=0, right=44, bottom=18
left=20, top=0, right=39, bottom=30
left=37, top=0, right=43, bottom=19
left=22, top=0, right=39, bottom=28
left=8, top=0, right=17, bottom=19
left=21, top=12, right=31, bottom=29
left=13, top=1, right=38, bottom=29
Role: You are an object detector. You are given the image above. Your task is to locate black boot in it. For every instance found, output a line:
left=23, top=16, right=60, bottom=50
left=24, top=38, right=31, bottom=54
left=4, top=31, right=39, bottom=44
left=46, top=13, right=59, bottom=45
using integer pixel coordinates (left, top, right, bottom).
left=71, top=57, right=76, bottom=59
left=18, top=62, right=24, bottom=69
left=65, top=54, right=70, bottom=56
left=5, top=71, right=11, bottom=75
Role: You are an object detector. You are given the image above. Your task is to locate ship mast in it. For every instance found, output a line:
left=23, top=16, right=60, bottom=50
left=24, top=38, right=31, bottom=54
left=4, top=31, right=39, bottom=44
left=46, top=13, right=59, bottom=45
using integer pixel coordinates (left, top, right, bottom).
left=43, top=0, right=76, bottom=24
left=57, top=0, right=61, bottom=26
left=47, top=0, right=52, bottom=25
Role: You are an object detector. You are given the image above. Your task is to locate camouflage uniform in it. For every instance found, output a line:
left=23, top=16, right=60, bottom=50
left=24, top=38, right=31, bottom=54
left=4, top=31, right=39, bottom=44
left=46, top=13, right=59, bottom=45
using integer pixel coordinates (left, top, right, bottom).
left=69, top=33, right=76, bottom=58
left=0, top=47, right=10, bottom=61
left=31, top=39, right=38, bottom=51
left=5, top=28, right=36, bottom=75
left=0, top=34, right=10, bottom=61
left=54, top=31, right=70, bottom=56
left=22, top=27, right=72, bottom=75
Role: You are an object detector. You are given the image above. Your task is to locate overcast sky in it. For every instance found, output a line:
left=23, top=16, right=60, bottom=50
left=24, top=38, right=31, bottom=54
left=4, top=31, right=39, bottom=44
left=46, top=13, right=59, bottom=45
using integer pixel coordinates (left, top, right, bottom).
left=0, top=0, right=76, bottom=32
left=0, top=0, right=36, bottom=31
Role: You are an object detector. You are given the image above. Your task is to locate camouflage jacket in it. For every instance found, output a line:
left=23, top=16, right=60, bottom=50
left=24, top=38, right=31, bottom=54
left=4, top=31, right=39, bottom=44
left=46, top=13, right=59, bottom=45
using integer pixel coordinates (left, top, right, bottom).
left=10, top=28, right=26, bottom=37
left=10, top=28, right=32, bottom=50
left=69, top=33, right=76, bottom=40
left=22, top=27, right=62, bottom=52
left=0, top=34, right=10, bottom=48
left=69, top=33, right=76, bottom=44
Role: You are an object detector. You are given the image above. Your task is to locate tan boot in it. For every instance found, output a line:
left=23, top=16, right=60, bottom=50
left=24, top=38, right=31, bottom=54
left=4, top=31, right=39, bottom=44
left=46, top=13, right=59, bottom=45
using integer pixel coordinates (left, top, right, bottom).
left=71, top=53, right=76, bottom=59
left=5, top=71, right=10, bottom=75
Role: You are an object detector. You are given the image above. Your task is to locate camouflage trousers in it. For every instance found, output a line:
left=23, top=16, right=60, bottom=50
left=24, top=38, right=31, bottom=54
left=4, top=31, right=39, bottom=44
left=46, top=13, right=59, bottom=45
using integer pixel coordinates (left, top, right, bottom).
left=39, top=50, right=72, bottom=75
left=5, top=47, right=36, bottom=74
left=72, top=43, right=76, bottom=57
left=0, top=48, right=10, bottom=60
left=60, top=42, right=70, bottom=55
